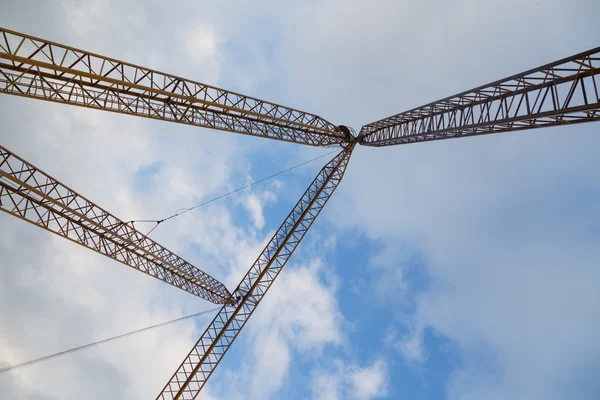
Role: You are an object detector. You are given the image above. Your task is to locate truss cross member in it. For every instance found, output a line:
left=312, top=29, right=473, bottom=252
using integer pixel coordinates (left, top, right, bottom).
left=359, top=47, right=600, bottom=146
left=0, top=27, right=346, bottom=147
left=0, top=145, right=231, bottom=304
left=3, top=24, right=600, bottom=398
left=157, top=145, right=354, bottom=399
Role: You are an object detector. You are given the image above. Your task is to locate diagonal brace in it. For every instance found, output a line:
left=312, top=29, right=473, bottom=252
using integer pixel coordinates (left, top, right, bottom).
left=157, top=144, right=355, bottom=399
left=0, top=145, right=231, bottom=304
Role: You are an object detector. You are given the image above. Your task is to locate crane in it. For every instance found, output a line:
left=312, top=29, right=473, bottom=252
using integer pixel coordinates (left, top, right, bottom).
left=0, top=27, right=598, bottom=399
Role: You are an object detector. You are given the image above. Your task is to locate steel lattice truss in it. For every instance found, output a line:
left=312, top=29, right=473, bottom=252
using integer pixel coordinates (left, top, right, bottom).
left=0, top=28, right=345, bottom=146
left=0, top=27, right=599, bottom=399
left=360, top=47, right=600, bottom=146
left=0, top=145, right=231, bottom=304
left=158, top=146, right=353, bottom=399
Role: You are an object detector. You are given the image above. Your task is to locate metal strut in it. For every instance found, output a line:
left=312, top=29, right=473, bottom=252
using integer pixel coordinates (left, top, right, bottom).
left=0, top=145, right=231, bottom=304
left=3, top=24, right=600, bottom=398
left=360, top=46, right=600, bottom=146
left=0, top=27, right=346, bottom=147
left=157, top=144, right=355, bottom=399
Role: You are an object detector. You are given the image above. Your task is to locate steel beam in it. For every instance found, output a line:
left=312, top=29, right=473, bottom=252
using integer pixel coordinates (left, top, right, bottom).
left=0, top=145, right=231, bottom=304
left=0, top=28, right=346, bottom=147
left=360, top=47, right=600, bottom=146
left=157, top=145, right=354, bottom=399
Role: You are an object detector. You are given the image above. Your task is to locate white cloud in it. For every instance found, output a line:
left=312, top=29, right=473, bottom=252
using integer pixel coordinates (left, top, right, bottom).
left=349, top=359, right=389, bottom=400
left=254, top=259, right=343, bottom=351
left=3, top=0, right=600, bottom=399
left=248, top=327, right=291, bottom=398
left=183, top=24, right=222, bottom=85
left=244, top=194, right=265, bottom=229
left=276, top=0, right=600, bottom=398
left=313, top=373, right=343, bottom=400
left=240, top=185, right=280, bottom=231
left=186, top=25, right=219, bottom=60
left=0, top=215, right=210, bottom=399
left=338, top=123, right=600, bottom=398
left=312, top=358, right=389, bottom=400
left=213, top=259, right=344, bottom=399
left=386, top=327, right=426, bottom=364
left=399, top=332, right=425, bottom=363
left=0, top=2, right=277, bottom=399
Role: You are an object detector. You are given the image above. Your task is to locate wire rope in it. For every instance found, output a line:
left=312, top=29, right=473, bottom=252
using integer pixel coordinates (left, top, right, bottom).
left=0, top=306, right=221, bottom=375
left=129, top=149, right=339, bottom=236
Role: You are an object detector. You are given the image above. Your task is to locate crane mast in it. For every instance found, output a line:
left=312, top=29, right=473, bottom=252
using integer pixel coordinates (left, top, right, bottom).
left=158, top=145, right=354, bottom=399
left=1, top=26, right=599, bottom=398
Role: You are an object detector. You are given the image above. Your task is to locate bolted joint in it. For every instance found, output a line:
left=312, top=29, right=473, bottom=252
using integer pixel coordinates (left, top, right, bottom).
left=227, top=293, right=241, bottom=307
left=337, top=125, right=357, bottom=145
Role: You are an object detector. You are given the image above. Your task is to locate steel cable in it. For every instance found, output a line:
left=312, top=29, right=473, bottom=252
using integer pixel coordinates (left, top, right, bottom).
left=129, top=149, right=339, bottom=236
left=0, top=307, right=221, bottom=375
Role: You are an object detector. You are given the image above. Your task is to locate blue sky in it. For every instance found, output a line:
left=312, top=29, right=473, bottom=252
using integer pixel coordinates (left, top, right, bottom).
left=1, top=1, right=600, bottom=399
